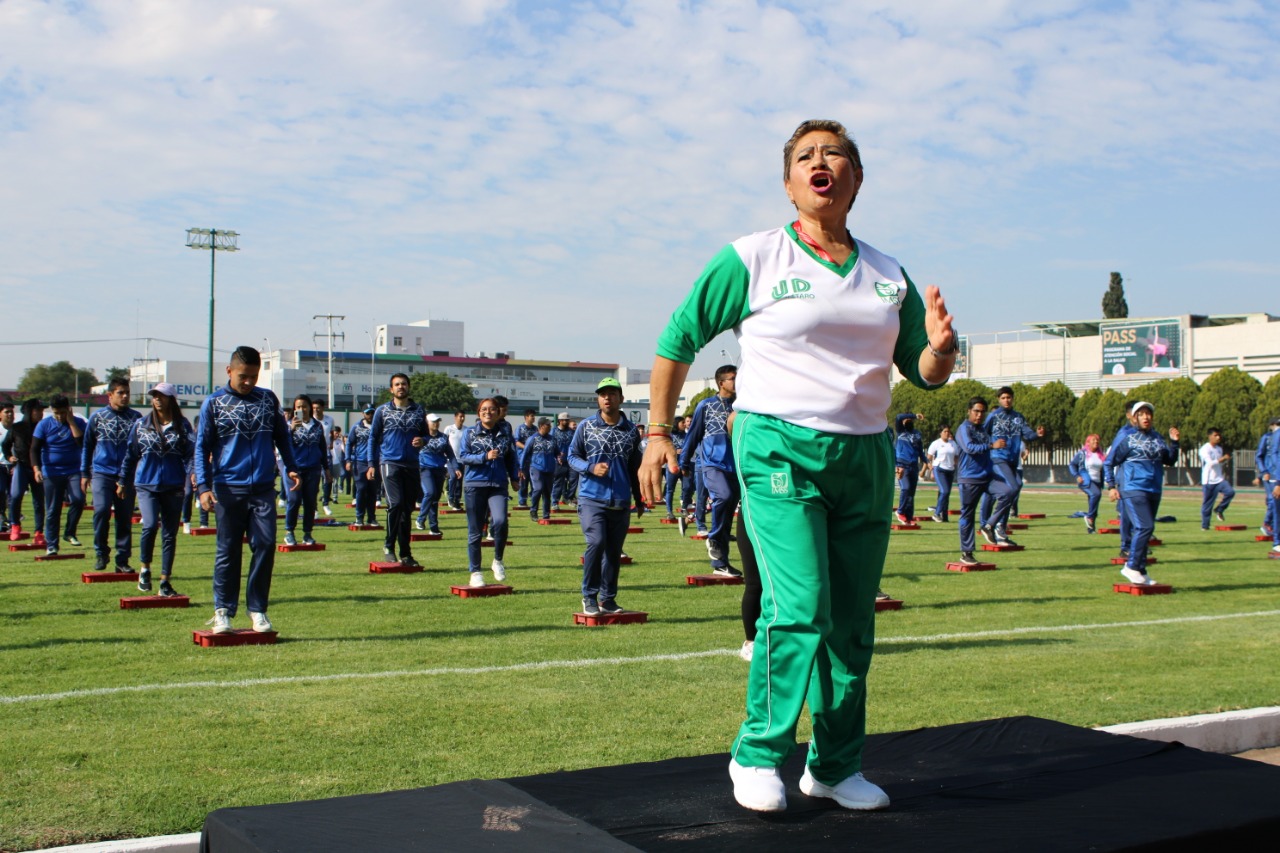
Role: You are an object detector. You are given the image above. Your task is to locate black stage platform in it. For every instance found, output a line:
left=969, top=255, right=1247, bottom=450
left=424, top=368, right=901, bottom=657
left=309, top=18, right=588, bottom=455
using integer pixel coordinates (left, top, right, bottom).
left=201, top=716, right=1280, bottom=852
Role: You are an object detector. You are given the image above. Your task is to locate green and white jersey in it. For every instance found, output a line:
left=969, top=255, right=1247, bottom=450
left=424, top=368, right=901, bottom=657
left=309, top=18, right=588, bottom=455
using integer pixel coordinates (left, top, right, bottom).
left=657, top=224, right=939, bottom=436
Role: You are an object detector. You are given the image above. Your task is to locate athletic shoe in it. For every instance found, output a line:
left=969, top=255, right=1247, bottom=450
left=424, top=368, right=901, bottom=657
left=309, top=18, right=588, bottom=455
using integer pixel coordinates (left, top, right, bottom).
left=469, top=571, right=485, bottom=587
left=598, top=598, right=622, bottom=614
left=302, top=535, right=318, bottom=546
left=1119, top=549, right=1130, bottom=560
left=283, top=531, right=297, bottom=546
left=45, top=545, right=58, bottom=556
left=932, top=515, right=945, bottom=523
left=94, top=554, right=108, bottom=571
left=1085, top=518, right=1096, bottom=534
left=414, top=520, right=424, bottom=530
left=491, top=559, right=506, bottom=582
left=995, top=535, right=1019, bottom=548
left=739, top=640, right=754, bottom=662
left=1215, top=510, right=1226, bottom=523
left=582, top=597, right=600, bottom=616
left=484, top=533, right=495, bottom=542
left=277, top=498, right=285, bottom=508
left=137, top=569, right=152, bottom=593
left=1201, top=526, right=1210, bottom=532
left=677, top=516, right=688, bottom=537
left=429, top=528, right=442, bottom=536
left=960, top=552, right=979, bottom=565
left=665, top=513, right=676, bottom=522
left=183, top=523, right=192, bottom=534
left=323, top=505, right=332, bottom=517
left=115, top=564, right=132, bottom=573
left=158, top=580, right=179, bottom=598
left=209, top=608, right=232, bottom=634
left=1121, top=566, right=1152, bottom=585
left=799, top=766, right=889, bottom=810
left=894, top=512, right=908, bottom=525
left=707, top=538, right=727, bottom=563
left=65, top=535, right=82, bottom=547
left=516, top=504, right=529, bottom=510
left=249, top=611, right=273, bottom=632
left=713, top=565, right=743, bottom=578
left=1262, top=525, right=1273, bottom=536
left=383, top=547, right=395, bottom=559
left=7, top=524, right=20, bottom=541
left=530, top=512, right=539, bottom=523
left=1271, top=545, right=1280, bottom=554
left=400, top=556, right=421, bottom=569
left=979, top=524, right=996, bottom=545
left=728, top=759, right=787, bottom=812
left=33, top=532, right=47, bottom=548
left=875, top=590, right=892, bottom=601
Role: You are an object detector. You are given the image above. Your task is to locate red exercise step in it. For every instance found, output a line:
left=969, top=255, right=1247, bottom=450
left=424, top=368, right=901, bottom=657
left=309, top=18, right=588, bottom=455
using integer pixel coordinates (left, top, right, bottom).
left=369, top=561, right=423, bottom=574
left=537, top=518, right=572, bottom=525
left=192, top=628, right=278, bottom=647
left=686, top=574, right=744, bottom=586
left=1018, top=513, right=1045, bottom=519
left=277, top=543, right=326, bottom=552
left=37, top=552, right=86, bottom=562
left=348, top=524, right=384, bottom=531
left=451, top=584, right=513, bottom=598
left=120, top=595, right=190, bottom=609
left=573, top=610, right=648, bottom=626
left=981, top=543, right=1024, bottom=552
left=875, top=598, right=904, bottom=612
left=1113, top=583, right=1174, bottom=596
left=890, top=523, right=920, bottom=531
left=82, top=570, right=139, bottom=583
left=410, top=532, right=443, bottom=542
left=1111, top=557, right=1156, bottom=565
left=946, top=561, right=997, bottom=572
left=187, top=527, right=217, bottom=536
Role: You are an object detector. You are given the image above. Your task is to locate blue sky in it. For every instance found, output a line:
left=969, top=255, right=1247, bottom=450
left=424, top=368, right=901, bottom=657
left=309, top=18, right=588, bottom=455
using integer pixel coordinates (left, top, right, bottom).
left=2, top=0, right=1277, bottom=390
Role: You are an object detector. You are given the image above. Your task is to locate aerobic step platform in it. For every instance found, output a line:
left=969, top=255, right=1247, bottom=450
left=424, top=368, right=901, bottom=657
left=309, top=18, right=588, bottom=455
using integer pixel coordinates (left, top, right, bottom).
left=120, top=595, right=190, bottom=609
left=36, top=552, right=85, bottom=562
left=686, top=574, right=744, bottom=586
left=947, top=561, right=997, bottom=572
left=537, top=518, right=572, bottom=525
left=192, top=629, right=278, bottom=647
left=410, top=532, right=443, bottom=542
left=1114, top=583, right=1174, bottom=596
left=81, top=570, right=138, bottom=583
left=369, top=562, right=424, bottom=574
left=981, top=543, right=1024, bottom=552
left=450, top=584, right=513, bottom=598
left=1111, top=557, right=1156, bottom=565
left=875, top=598, right=904, bottom=611
left=573, top=610, right=648, bottom=627
left=277, top=543, right=326, bottom=552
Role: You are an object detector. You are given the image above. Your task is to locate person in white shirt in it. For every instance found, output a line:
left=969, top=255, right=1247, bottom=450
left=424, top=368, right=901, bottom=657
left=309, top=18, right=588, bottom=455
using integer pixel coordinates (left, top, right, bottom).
left=926, top=424, right=958, bottom=523
left=1199, top=428, right=1234, bottom=530
left=443, top=409, right=468, bottom=510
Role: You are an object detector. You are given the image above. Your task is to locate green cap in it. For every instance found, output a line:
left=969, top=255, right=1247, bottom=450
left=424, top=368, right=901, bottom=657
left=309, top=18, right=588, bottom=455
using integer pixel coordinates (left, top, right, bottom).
left=596, top=377, right=622, bottom=392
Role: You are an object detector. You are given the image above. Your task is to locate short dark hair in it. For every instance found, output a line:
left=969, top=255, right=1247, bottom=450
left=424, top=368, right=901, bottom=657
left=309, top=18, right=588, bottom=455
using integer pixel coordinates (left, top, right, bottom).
left=783, top=119, right=862, bottom=181
left=493, top=395, right=509, bottom=408
left=454, top=408, right=468, bottom=416
left=311, top=399, right=325, bottom=410
left=230, top=346, right=261, bottom=367
left=50, top=394, right=71, bottom=409
left=524, top=408, right=537, bottom=417
left=389, top=373, right=410, bottom=386
left=108, top=377, right=130, bottom=393
left=1208, top=427, right=1221, bottom=436
left=968, top=396, right=988, bottom=411
left=715, top=364, right=737, bottom=384
left=0, top=400, right=13, bottom=411
left=997, top=386, right=1014, bottom=398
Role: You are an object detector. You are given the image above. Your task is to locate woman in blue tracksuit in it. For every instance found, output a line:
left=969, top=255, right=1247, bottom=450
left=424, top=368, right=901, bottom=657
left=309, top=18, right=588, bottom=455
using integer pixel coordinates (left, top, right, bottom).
left=955, top=397, right=1013, bottom=564
left=119, top=384, right=195, bottom=596
left=1068, top=434, right=1106, bottom=533
left=459, top=398, right=519, bottom=587
left=415, top=414, right=454, bottom=535
left=284, top=394, right=329, bottom=547
left=893, top=413, right=926, bottom=523
left=1105, top=401, right=1179, bottom=585
left=520, top=418, right=560, bottom=522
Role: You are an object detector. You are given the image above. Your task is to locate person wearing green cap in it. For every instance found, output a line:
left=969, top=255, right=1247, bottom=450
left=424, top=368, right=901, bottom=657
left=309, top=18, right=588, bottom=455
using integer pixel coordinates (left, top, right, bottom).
left=639, top=119, right=956, bottom=814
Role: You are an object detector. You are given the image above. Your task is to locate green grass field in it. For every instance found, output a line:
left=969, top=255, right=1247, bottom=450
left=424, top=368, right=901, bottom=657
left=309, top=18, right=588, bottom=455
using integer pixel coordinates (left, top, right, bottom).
left=2, top=488, right=1279, bottom=851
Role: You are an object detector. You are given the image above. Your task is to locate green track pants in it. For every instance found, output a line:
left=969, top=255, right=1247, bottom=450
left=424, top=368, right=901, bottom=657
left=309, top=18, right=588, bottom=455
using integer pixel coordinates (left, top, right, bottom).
left=729, top=412, right=892, bottom=785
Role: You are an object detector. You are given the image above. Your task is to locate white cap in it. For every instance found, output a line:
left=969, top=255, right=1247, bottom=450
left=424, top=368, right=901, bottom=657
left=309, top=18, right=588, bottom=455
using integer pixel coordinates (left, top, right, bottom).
left=427, top=413, right=442, bottom=422
left=1129, top=400, right=1154, bottom=416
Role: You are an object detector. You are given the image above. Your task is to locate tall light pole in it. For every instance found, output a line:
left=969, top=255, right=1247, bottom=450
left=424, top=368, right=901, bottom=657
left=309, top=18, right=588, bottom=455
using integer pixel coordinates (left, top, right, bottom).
left=186, top=228, right=240, bottom=397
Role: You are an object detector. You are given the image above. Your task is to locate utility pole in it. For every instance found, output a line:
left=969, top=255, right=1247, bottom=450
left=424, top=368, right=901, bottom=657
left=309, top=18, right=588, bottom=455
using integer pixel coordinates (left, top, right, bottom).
left=313, top=314, right=346, bottom=408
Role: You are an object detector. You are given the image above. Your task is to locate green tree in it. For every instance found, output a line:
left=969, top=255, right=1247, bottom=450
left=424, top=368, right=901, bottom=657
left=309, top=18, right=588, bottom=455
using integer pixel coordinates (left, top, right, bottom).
left=1081, top=389, right=1128, bottom=444
left=929, top=379, right=998, bottom=439
left=375, top=371, right=476, bottom=413
left=1068, top=388, right=1103, bottom=446
left=105, top=366, right=131, bottom=384
left=1250, top=373, right=1280, bottom=438
left=1101, top=271, right=1128, bottom=319
left=682, top=387, right=716, bottom=418
left=1018, top=380, right=1075, bottom=448
left=1184, top=367, right=1263, bottom=451
left=17, top=361, right=99, bottom=399
left=1122, top=377, right=1198, bottom=436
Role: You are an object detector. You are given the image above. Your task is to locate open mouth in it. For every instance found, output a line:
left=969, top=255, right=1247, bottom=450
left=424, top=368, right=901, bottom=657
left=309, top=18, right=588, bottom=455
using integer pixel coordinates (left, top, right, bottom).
left=810, top=173, right=833, bottom=193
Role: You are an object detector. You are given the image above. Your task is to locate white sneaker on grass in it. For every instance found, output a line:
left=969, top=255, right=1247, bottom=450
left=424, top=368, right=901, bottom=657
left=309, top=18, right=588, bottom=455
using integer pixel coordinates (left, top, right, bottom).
left=729, top=758, right=786, bottom=812
left=183, top=523, right=192, bottom=534
left=799, top=766, right=889, bottom=810
left=491, top=559, right=506, bottom=581
left=323, top=505, right=332, bottom=517
left=210, top=608, right=232, bottom=634
left=249, top=611, right=273, bottom=633
left=469, top=571, right=485, bottom=588
left=739, top=640, right=754, bottom=662
left=1120, top=566, right=1155, bottom=585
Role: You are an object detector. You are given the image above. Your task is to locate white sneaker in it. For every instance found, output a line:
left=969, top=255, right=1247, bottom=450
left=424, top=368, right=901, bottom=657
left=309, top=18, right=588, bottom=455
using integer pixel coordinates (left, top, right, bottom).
left=183, top=523, right=192, bottom=534
left=739, top=640, right=754, bottom=662
left=323, top=506, right=332, bottom=517
left=799, top=766, right=889, bottom=810
left=469, top=571, right=485, bottom=587
left=210, top=608, right=232, bottom=634
left=277, top=498, right=285, bottom=508
left=249, top=611, right=273, bottom=633
left=491, top=559, right=507, bottom=581
left=1120, top=566, right=1151, bottom=585
left=414, top=520, right=424, bottom=530
left=1272, top=545, right=1280, bottom=553
left=728, top=758, right=786, bottom=812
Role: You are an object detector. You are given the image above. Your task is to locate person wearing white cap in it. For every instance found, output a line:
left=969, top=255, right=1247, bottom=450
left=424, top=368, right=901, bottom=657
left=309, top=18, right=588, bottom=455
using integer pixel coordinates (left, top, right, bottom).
left=414, top=414, right=454, bottom=535
left=1105, top=401, right=1179, bottom=585
left=81, top=377, right=142, bottom=569
left=119, top=383, right=194, bottom=596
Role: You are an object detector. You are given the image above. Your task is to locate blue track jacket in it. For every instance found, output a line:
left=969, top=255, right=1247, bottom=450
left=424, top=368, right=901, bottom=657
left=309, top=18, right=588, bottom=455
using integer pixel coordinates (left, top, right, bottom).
left=370, top=401, right=428, bottom=468
left=194, top=386, right=297, bottom=492
left=680, top=395, right=734, bottom=473
left=82, top=406, right=142, bottom=478
left=122, top=414, right=195, bottom=491
left=568, top=413, right=641, bottom=508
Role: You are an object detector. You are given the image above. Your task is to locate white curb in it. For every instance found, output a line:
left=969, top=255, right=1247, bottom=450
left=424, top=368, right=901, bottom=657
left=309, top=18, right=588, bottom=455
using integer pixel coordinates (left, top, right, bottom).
left=29, top=833, right=201, bottom=853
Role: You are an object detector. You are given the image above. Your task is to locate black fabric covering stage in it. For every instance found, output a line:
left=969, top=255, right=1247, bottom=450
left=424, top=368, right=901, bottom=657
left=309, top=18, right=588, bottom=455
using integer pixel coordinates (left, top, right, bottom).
left=201, top=716, right=1280, bottom=852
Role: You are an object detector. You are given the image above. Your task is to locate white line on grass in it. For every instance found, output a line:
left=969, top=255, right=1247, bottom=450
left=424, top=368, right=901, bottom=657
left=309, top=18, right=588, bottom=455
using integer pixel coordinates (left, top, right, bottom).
left=4, top=609, right=1280, bottom=706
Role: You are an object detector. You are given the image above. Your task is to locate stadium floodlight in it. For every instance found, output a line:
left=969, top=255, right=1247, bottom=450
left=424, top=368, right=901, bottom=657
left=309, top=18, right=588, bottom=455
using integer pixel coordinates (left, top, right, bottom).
left=186, top=228, right=240, bottom=398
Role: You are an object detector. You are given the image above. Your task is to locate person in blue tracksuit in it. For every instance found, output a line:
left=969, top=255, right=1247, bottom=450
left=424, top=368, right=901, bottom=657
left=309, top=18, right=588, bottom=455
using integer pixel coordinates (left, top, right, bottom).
left=0, top=401, right=13, bottom=535
left=32, top=395, right=88, bottom=556
left=1106, top=401, right=1178, bottom=585
left=1104, top=410, right=1140, bottom=561
left=514, top=409, right=538, bottom=509
left=195, top=346, right=300, bottom=634
left=569, top=377, right=642, bottom=615
left=551, top=412, right=575, bottom=506
left=346, top=406, right=378, bottom=526
left=926, top=425, right=957, bottom=522
left=81, top=378, right=142, bottom=571
left=284, top=394, right=329, bottom=547
left=1068, top=434, right=1106, bottom=533
left=459, top=398, right=519, bottom=586
left=663, top=416, right=689, bottom=520
left=415, top=414, right=454, bottom=534
left=893, top=413, right=926, bottom=523
left=1266, top=424, right=1280, bottom=554
left=120, top=383, right=194, bottom=596
left=521, top=418, right=559, bottom=522
left=4, top=398, right=46, bottom=541
left=680, top=365, right=740, bottom=576
left=1256, top=418, right=1280, bottom=538
left=1198, top=428, right=1235, bottom=530
left=954, top=397, right=1012, bottom=565
left=980, top=386, right=1039, bottom=542
left=369, top=374, right=429, bottom=567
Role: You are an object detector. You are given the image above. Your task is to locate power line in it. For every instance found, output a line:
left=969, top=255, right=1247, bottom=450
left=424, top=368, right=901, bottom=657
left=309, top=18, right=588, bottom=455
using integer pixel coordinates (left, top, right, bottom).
left=0, top=337, right=234, bottom=353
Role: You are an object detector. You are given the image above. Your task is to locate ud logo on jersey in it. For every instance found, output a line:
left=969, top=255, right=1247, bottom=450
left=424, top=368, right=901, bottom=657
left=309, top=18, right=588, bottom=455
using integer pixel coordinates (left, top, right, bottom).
left=874, top=281, right=902, bottom=305
left=771, top=278, right=815, bottom=300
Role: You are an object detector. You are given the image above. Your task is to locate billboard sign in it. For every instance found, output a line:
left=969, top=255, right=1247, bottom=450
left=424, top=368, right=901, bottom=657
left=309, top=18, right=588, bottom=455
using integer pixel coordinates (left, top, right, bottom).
left=1101, top=320, right=1182, bottom=376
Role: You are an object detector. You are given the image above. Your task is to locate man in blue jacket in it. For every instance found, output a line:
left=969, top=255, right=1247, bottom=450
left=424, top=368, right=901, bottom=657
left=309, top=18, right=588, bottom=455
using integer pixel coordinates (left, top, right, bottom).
left=569, top=378, right=642, bottom=615
left=346, top=406, right=377, bottom=526
left=514, top=409, right=538, bottom=509
left=1254, top=418, right=1279, bottom=538
left=893, top=413, right=927, bottom=524
left=32, top=395, right=87, bottom=556
left=195, top=346, right=300, bottom=634
left=680, top=365, right=740, bottom=576
left=980, top=386, right=1038, bottom=544
left=81, top=378, right=142, bottom=570
left=551, top=412, right=575, bottom=506
left=954, top=397, right=1011, bottom=565
left=368, top=373, right=428, bottom=567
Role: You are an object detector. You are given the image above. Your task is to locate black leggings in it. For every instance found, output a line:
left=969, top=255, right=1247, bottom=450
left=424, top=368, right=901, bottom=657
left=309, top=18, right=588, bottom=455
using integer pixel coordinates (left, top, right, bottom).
left=737, top=512, right=762, bottom=641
